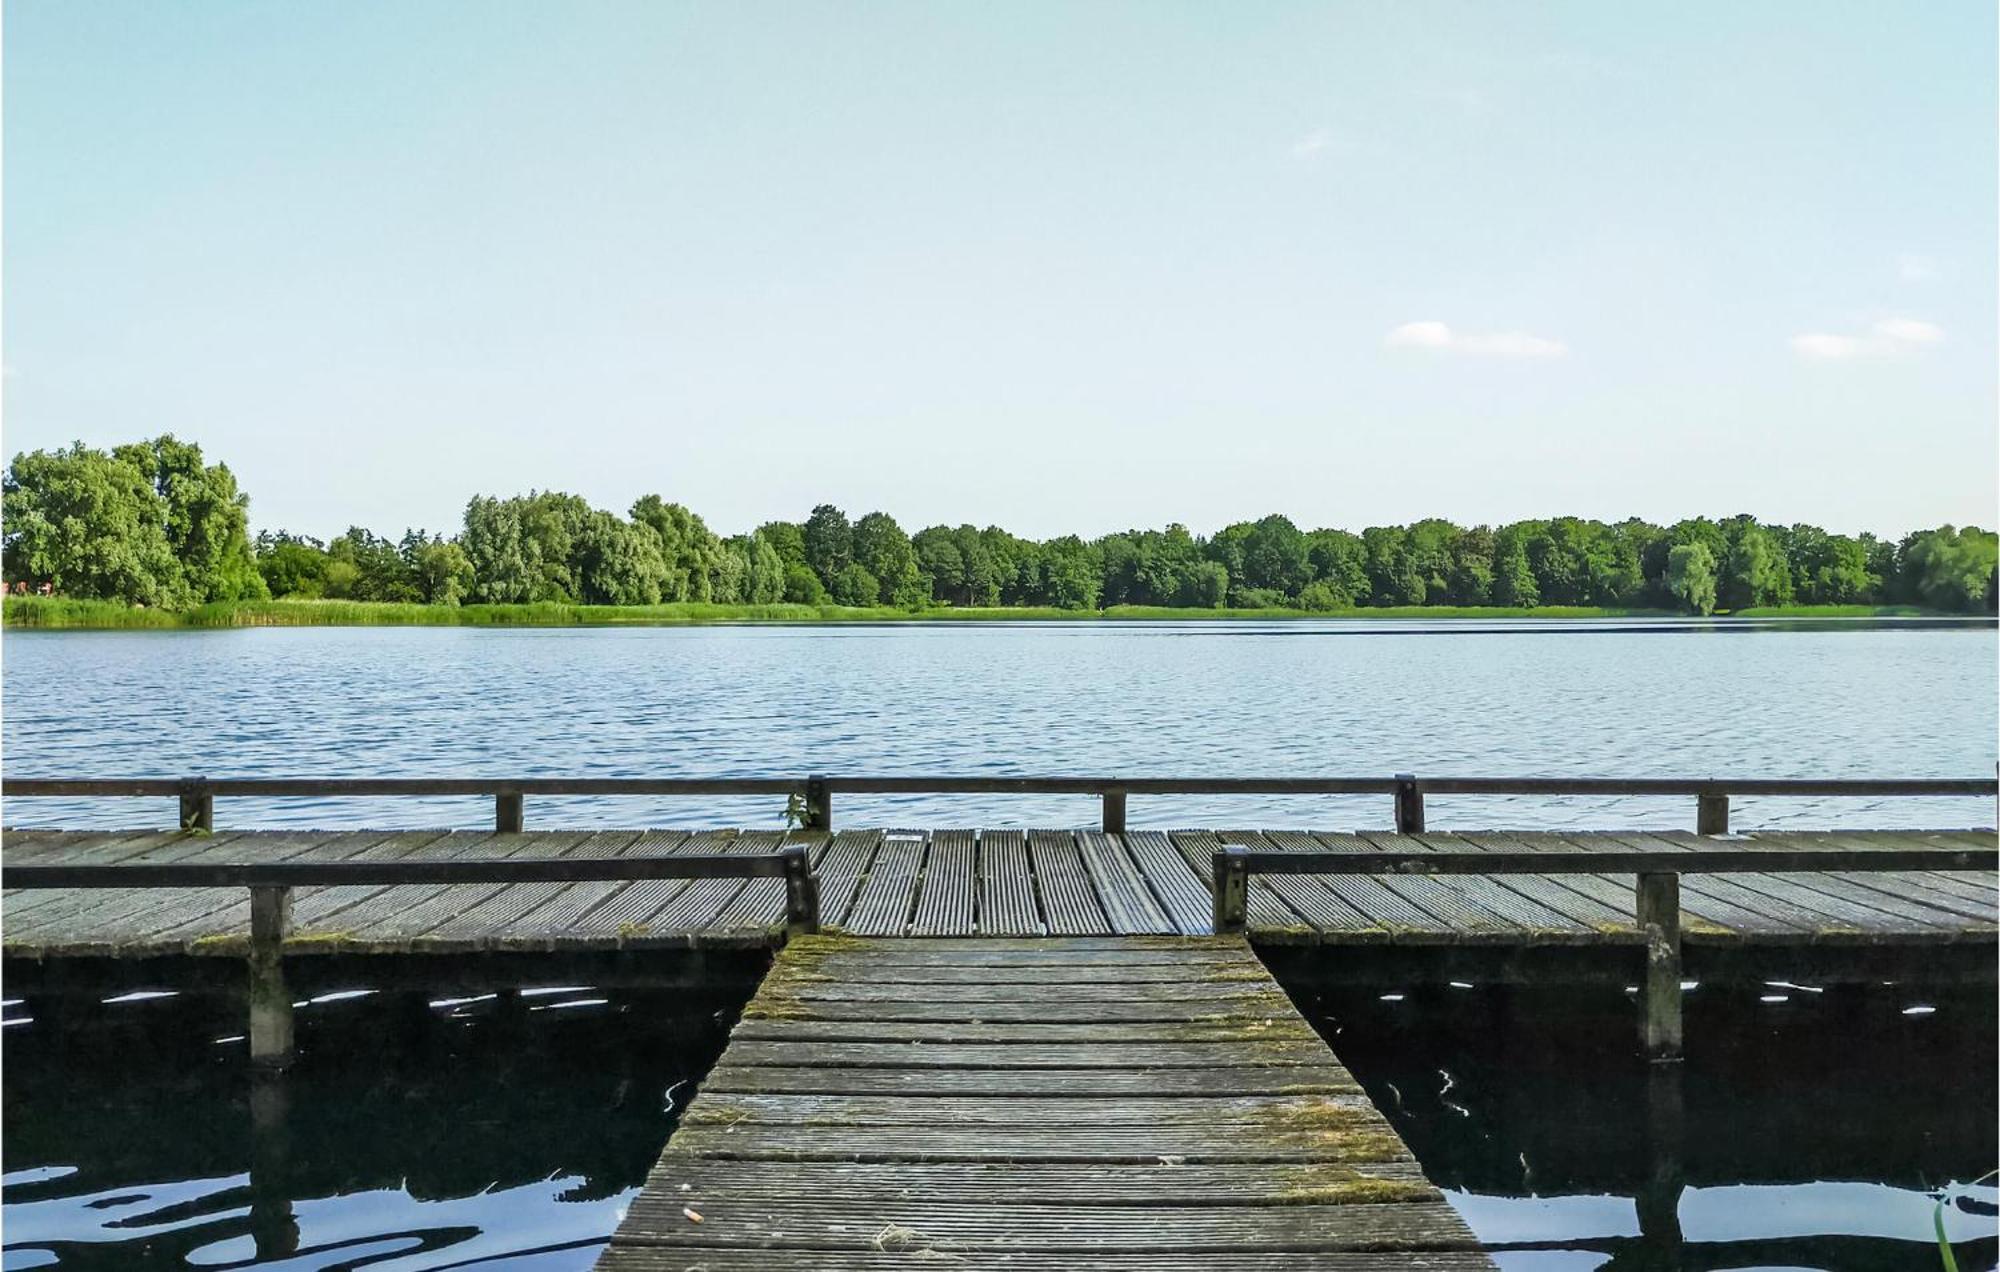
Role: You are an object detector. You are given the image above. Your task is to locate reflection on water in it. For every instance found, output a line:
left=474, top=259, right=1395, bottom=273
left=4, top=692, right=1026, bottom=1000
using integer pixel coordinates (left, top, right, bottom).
left=1, top=979, right=746, bottom=1269
left=1282, top=976, right=1999, bottom=1271
left=5, top=621, right=1995, bottom=829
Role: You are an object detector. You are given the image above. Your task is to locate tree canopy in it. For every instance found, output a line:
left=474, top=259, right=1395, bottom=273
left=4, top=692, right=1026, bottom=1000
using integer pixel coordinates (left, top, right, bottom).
left=6, top=438, right=1993, bottom=616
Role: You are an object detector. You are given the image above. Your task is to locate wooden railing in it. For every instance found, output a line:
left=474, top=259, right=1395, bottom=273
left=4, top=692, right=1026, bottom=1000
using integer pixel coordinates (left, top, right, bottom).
left=5, top=773, right=1992, bottom=833
left=1209, top=842, right=1999, bottom=1061
left=4, top=848, right=821, bottom=1068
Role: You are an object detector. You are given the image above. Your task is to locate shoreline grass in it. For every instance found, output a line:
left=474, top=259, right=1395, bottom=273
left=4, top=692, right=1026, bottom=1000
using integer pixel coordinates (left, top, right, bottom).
left=0, top=596, right=1965, bottom=630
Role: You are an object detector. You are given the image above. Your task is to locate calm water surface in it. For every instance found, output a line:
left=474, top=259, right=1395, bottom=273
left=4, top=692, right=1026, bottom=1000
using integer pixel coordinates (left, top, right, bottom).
left=4, top=619, right=1993, bottom=829
left=1, top=979, right=746, bottom=1270
left=1288, top=978, right=1999, bottom=1272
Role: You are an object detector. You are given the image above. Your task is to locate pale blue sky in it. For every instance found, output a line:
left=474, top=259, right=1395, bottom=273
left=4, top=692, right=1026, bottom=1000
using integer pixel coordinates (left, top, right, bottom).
left=5, top=2, right=1994, bottom=541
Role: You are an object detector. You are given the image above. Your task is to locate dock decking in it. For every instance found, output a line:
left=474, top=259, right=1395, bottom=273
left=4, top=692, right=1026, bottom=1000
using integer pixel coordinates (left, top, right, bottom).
left=3, top=826, right=1993, bottom=957
left=595, top=933, right=1492, bottom=1271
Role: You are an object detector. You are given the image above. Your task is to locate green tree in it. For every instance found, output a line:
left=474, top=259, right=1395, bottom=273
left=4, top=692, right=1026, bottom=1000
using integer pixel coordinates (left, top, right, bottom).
left=732, top=531, right=786, bottom=604
left=783, top=561, right=829, bottom=604
left=113, top=435, right=266, bottom=601
left=1040, top=535, right=1101, bottom=609
left=852, top=512, right=926, bottom=607
left=1899, top=526, right=1998, bottom=612
left=1719, top=516, right=1792, bottom=610
left=1666, top=542, right=1718, bottom=615
left=802, top=504, right=853, bottom=585
left=829, top=561, right=881, bottom=606
left=577, top=510, right=668, bottom=604
left=3, top=442, right=191, bottom=606
left=409, top=536, right=474, bottom=606
left=254, top=531, right=329, bottom=598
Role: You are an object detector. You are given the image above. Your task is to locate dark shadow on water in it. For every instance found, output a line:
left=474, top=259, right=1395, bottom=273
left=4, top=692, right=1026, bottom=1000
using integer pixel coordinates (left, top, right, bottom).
left=1272, top=971, right=1999, bottom=1272
left=2, top=976, right=748, bottom=1269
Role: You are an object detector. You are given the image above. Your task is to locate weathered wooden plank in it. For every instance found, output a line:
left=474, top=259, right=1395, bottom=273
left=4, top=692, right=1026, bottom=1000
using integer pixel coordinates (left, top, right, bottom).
left=718, top=1040, right=1330, bottom=1069
left=42, top=830, right=397, bottom=947
left=660, top=1122, right=1404, bottom=1162
left=706, top=830, right=805, bottom=931
left=536, top=830, right=693, bottom=938
left=702, top=1064, right=1361, bottom=1097
left=638, top=830, right=771, bottom=932
left=770, top=981, right=1290, bottom=1005
left=640, top=1158, right=1431, bottom=1205
left=815, top=829, right=887, bottom=928
left=1174, top=831, right=1306, bottom=931
left=977, top=830, right=1042, bottom=936
left=742, top=998, right=1290, bottom=1024
left=1123, top=830, right=1216, bottom=935
left=1239, top=831, right=1386, bottom=937
left=844, top=832, right=927, bottom=935
left=612, top=1198, right=1473, bottom=1251
left=1028, top=830, right=1110, bottom=935
left=682, top=1092, right=1372, bottom=1127
left=1292, top=833, right=1460, bottom=934
left=3, top=833, right=255, bottom=942
left=598, top=1250, right=1497, bottom=1271
left=1075, top=831, right=1173, bottom=934
left=728, top=1019, right=1322, bottom=1045
left=771, top=961, right=1259, bottom=985
left=910, top=829, right=977, bottom=936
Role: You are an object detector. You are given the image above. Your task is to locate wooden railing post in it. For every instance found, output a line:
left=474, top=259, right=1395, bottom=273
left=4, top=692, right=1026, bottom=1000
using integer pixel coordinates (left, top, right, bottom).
left=1101, top=789, right=1127, bottom=835
left=494, top=791, right=524, bottom=833
left=804, top=776, right=832, bottom=831
left=1636, top=871, right=1682, bottom=1061
left=179, top=777, right=214, bottom=833
left=1212, top=845, right=1250, bottom=934
left=247, top=885, right=294, bottom=1068
left=781, top=844, right=820, bottom=935
left=1695, top=792, right=1729, bottom=835
left=1394, top=774, right=1425, bottom=834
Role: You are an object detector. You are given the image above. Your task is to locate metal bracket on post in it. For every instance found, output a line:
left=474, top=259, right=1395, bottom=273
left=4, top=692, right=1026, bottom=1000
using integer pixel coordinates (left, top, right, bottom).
left=1394, top=773, right=1425, bottom=834
left=1636, top=871, right=1683, bottom=1062
left=804, top=776, right=832, bottom=832
left=247, top=884, right=294, bottom=1069
left=495, top=790, right=525, bottom=833
left=1212, top=845, right=1250, bottom=934
left=179, top=776, right=214, bottom=833
left=1695, top=791, right=1729, bottom=836
left=781, top=844, right=820, bottom=935
left=1101, top=788, right=1127, bottom=835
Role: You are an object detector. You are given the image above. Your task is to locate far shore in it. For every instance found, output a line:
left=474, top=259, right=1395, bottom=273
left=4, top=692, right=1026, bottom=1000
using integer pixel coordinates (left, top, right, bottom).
left=0, top=596, right=1973, bottom=631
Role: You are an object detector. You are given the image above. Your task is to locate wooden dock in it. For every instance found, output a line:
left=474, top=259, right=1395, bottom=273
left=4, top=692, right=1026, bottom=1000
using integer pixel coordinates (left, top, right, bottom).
left=4, top=826, right=1994, bottom=956
left=594, top=933, right=1492, bottom=1271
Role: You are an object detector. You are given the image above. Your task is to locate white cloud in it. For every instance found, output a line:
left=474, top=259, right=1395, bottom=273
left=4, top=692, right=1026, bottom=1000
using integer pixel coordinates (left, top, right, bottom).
left=1789, top=316, right=1944, bottom=360
left=1291, top=130, right=1332, bottom=159
left=1897, top=254, right=1937, bottom=282
left=1385, top=321, right=1567, bottom=358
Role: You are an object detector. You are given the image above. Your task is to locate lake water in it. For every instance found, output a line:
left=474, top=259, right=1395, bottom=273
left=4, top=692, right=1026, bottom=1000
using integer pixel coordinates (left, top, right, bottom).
left=1, top=977, right=745, bottom=1271
left=1290, top=977, right=1999, bottom=1272
left=4, top=967, right=1992, bottom=1270
left=3, top=619, right=1993, bottom=830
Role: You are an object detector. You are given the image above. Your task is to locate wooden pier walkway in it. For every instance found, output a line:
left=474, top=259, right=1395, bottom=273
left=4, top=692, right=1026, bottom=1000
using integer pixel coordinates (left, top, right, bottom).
left=4, top=826, right=1993, bottom=957
left=594, top=933, right=1492, bottom=1271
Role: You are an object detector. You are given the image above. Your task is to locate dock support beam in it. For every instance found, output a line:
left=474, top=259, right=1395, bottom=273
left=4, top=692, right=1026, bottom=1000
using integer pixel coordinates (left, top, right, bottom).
left=179, top=777, right=214, bottom=833
left=1394, top=774, right=1425, bottom=834
left=781, top=845, right=821, bottom=935
left=1696, top=792, right=1729, bottom=835
left=495, top=791, right=524, bottom=833
left=248, top=885, right=294, bottom=1069
left=1101, top=790, right=1127, bottom=835
left=1636, top=872, right=1682, bottom=1061
left=1212, top=845, right=1250, bottom=934
left=804, top=776, right=832, bottom=832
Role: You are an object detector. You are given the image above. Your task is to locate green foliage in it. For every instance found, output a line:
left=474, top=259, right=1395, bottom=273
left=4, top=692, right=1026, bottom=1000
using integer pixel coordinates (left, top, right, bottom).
left=1666, top=542, right=1719, bottom=616
left=3, top=436, right=265, bottom=608
left=802, top=503, right=852, bottom=586
left=783, top=561, right=829, bottom=604
left=10, top=435, right=1992, bottom=619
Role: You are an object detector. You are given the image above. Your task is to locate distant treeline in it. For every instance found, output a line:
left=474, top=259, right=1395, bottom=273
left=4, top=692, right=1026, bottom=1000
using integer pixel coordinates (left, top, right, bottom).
left=4, top=436, right=1996, bottom=616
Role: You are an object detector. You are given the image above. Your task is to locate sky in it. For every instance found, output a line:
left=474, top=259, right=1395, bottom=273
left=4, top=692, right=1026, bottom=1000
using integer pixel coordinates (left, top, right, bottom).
left=4, top=1, right=1995, bottom=542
